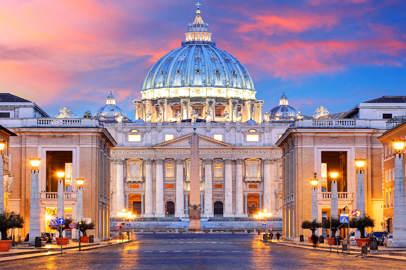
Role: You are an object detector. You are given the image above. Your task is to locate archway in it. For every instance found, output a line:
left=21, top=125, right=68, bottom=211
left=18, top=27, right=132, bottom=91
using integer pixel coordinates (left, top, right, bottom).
left=214, top=201, right=224, bottom=216
left=166, top=201, right=175, bottom=217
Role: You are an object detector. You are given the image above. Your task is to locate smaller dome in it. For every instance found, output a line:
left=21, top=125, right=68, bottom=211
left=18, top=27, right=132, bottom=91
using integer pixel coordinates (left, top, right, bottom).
left=269, top=94, right=300, bottom=121
left=97, top=91, right=128, bottom=123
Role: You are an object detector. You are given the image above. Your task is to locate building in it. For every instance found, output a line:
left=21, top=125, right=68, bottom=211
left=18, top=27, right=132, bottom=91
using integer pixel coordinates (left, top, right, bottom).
left=0, top=94, right=116, bottom=240
left=379, top=122, right=406, bottom=246
left=276, top=96, right=406, bottom=239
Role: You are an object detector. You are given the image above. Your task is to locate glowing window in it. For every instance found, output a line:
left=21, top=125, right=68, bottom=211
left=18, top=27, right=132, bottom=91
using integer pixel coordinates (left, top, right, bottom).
left=165, top=134, right=175, bottom=141
left=246, top=134, right=259, bottom=142
left=213, top=134, right=223, bottom=141
left=128, top=134, right=142, bottom=142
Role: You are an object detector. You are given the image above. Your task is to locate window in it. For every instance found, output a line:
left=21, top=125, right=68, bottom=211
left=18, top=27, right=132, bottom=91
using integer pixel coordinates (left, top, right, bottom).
left=246, top=134, right=259, bottom=142
left=0, top=112, right=10, bottom=118
left=213, top=134, right=223, bottom=141
left=128, top=134, right=141, bottom=142
left=382, top=113, right=393, bottom=119
left=165, top=134, right=174, bottom=141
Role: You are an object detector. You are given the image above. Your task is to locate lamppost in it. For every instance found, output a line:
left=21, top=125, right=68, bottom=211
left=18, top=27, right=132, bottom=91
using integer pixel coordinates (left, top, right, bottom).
left=56, top=171, right=65, bottom=219
left=0, top=141, right=5, bottom=214
left=355, top=159, right=366, bottom=217
left=329, top=171, right=339, bottom=220
left=117, top=209, right=136, bottom=242
left=310, top=173, right=319, bottom=221
left=75, top=177, right=85, bottom=250
left=29, top=158, right=41, bottom=245
left=392, top=140, right=406, bottom=247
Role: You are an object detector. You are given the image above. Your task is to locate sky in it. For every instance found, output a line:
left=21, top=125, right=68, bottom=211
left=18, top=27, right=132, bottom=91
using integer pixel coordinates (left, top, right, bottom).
left=1, top=0, right=406, bottom=118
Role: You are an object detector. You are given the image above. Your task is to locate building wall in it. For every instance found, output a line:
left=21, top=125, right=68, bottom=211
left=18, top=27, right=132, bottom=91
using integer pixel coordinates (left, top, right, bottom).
left=7, top=128, right=113, bottom=240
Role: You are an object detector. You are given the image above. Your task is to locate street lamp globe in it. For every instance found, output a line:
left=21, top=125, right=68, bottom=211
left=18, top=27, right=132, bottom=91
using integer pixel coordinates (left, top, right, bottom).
left=56, top=171, right=65, bottom=179
left=0, top=142, right=6, bottom=152
left=29, top=158, right=41, bottom=170
left=329, top=171, right=339, bottom=180
left=355, top=159, right=366, bottom=169
left=76, top=177, right=85, bottom=188
left=310, top=173, right=318, bottom=187
left=393, top=141, right=405, bottom=153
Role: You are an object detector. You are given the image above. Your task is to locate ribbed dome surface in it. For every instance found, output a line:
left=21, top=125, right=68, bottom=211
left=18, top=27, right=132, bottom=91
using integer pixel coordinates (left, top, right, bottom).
left=142, top=44, right=255, bottom=92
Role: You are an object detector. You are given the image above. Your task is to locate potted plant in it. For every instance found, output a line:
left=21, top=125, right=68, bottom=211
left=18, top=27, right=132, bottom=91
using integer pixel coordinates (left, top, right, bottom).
left=0, top=212, right=24, bottom=252
left=350, top=216, right=374, bottom=247
left=322, top=218, right=340, bottom=245
left=50, top=218, right=72, bottom=245
left=301, top=220, right=321, bottom=246
left=77, top=220, right=95, bottom=243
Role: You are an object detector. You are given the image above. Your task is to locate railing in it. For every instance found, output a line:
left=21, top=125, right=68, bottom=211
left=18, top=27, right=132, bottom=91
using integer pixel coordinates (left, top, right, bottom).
left=40, top=192, right=77, bottom=200
left=294, top=119, right=388, bottom=129
left=318, top=192, right=353, bottom=200
left=127, top=177, right=145, bottom=183
left=36, top=118, right=99, bottom=127
left=244, top=177, right=263, bottom=183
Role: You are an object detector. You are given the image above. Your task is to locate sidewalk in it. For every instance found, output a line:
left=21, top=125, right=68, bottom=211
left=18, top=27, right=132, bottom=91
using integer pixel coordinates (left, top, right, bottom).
left=0, top=239, right=132, bottom=263
left=273, top=240, right=406, bottom=262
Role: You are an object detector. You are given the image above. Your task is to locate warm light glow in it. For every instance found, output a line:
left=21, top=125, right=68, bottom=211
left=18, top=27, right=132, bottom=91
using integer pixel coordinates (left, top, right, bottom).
left=310, top=179, right=318, bottom=187
left=76, top=178, right=85, bottom=187
left=393, top=141, right=405, bottom=152
left=0, top=142, right=5, bottom=152
left=29, top=158, right=41, bottom=169
left=117, top=209, right=137, bottom=220
left=253, top=209, right=273, bottom=220
left=329, top=171, right=339, bottom=180
left=56, top=171, right=65, bottom=179
left=355, top=159, right=366, bottom=168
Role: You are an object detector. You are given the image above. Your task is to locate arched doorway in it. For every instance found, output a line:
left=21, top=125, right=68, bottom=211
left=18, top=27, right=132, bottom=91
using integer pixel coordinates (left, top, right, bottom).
left=247, top=193, right=260, bottom=216
left=166, top=201, right=175, bottom=217
left=214, top=201, right=224, bottom=216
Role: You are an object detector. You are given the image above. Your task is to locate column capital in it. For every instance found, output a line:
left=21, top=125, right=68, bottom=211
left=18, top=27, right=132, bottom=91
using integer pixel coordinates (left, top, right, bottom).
left=176, top=159, right=185, bottom=165
left=112, top=159, right=124, bottom=164
left=236, top=159, right=244, bottom=165
left=155, top=159, right=164, bottom=165
left=203, top=159, right=213, bottom=165
left=144, top=158, right=153, bottom=164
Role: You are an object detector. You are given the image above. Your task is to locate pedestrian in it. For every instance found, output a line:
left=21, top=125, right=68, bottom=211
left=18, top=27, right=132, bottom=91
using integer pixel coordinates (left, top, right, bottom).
left=276, top=232, right=281, bottom=241
left=270, top=232, right=274, bottom=240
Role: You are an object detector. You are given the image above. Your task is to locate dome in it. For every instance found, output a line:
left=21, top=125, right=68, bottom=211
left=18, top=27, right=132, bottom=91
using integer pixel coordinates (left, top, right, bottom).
left=141, top=5, right=255, bottom=101
left=270, top=94, right=301, bottom=121
left=97, top=91, right=128, bottom=123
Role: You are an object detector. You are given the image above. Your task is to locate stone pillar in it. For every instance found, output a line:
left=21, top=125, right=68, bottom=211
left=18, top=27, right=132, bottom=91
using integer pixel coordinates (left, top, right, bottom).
left=0, top=155, right=3, bottom=214
left=312, top=186, right=318, bottom=221
left=331, top=181, right=338, bottom=219
left=144, top=159, right=153, bottom=217
left=263, top=160, right=272, bottom=213
left=181, top=99, right=189, bottom=120
left=204, top=160, right=213, bottom=217
left=155, top=159, right=164, bottom=217
left=393, top=153, right=406, bottom=247
left=356, top=168, right=366, bottom=217
left=76, top=187, right=84, bottom=221
left=175, top=160, right=185, bottom=218
left=189, top=132, right=201, bottom=230
left=29, top=170, right=40, bottom=244
left=235, top=160, right=244, bottom=217
left=224, top=160, right=233, bottom=217
left=57, top=178, right=64, bottom=218
left=115, top=160, right=125, bottom=214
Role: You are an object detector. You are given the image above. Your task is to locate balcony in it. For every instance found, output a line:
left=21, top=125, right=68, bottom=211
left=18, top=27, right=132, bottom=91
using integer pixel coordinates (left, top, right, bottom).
left=40, top=192, right=77, bottom=206
left=127, top=176, right=145, bottom=183
left=317, top=192, right=354, bottom=205
left=244, top=177, right=262, bottom=183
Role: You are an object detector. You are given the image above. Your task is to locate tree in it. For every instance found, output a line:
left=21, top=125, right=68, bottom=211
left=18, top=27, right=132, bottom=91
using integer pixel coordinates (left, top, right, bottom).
left=0, top=212, right=24, bottom=240
left=77, top=220, right=95, bottom=236
left=322, top=218, right=340, bottom=237
left=350, top=216, right=374, bottom=238
left=301, top=220, right=321, bottom=236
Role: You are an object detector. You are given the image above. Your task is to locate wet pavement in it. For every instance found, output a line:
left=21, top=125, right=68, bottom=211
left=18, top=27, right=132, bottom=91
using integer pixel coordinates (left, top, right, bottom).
left=1, top=233, right=405, bottom=269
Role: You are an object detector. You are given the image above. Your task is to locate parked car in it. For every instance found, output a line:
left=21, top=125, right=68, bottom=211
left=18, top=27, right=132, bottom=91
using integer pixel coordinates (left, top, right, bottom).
left=371, top=232, right=387, bottom=246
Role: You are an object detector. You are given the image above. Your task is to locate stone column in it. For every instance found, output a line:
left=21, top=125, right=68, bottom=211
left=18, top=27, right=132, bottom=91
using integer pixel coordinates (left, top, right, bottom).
left=235, top=160, right=244, bottom=217
left=224, top=160, right=233, bottom=217
left=0, top=155, right=3, bottom=214
left=115, top=160, right=125, bottom=214
left=76, top=187, right=84, bottom=221
left=331, top=181, right=338, bottom=219
left=175, top=160, right=185, bottom=218
left=204, top=160, right=213, bottom=217
left=393, top=153, right=406, bottom=247
left=312, top=185, right=318, bottom=221
left=29, top=169, right=41, bottom=244
left=57, top=178, right=64, bottom=218
left=155, top=159, right=164, bottom=217
left=356, top=167, right=366, bottom=217
left=144, top=159, right=153, bottom=217
left=263, top=160, right=272, bottom=213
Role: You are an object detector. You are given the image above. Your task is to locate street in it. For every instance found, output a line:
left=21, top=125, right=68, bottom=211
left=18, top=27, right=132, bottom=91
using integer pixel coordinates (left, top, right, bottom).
left=1, top=234, right=405, bottom=269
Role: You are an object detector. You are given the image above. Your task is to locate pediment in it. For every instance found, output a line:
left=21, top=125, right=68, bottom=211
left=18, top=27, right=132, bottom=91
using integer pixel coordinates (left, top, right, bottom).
left=154, top=133, right=233, bottom=148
